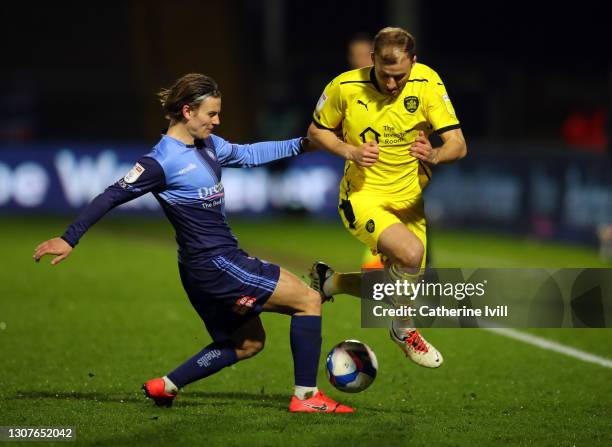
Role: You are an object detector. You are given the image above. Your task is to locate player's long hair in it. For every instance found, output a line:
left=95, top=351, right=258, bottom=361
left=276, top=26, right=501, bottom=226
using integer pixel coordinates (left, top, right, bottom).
left=158, top=73, right=221, bottom=121
left=373, top=27, right=416, bottom=61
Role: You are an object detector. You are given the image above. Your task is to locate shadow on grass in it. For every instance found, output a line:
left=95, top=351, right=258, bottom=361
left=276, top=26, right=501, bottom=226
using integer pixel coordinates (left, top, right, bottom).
left=10, top=390, right=392, bottom=414
left=186, top=391, right=286, bottom=403
left=11, top=390, right=288, bottom=409
left=12, top=390, right=147, bottom=404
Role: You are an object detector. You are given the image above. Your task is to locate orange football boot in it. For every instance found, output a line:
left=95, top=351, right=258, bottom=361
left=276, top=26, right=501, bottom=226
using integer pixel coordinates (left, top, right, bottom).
left=289, top=391, right=353, bottom=413
left=142, top=378, right=177, bottom=407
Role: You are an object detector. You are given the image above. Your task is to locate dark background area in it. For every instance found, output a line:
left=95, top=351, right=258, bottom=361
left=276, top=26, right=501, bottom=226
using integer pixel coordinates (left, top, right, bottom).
left=1, top=0, right=609, bottom=150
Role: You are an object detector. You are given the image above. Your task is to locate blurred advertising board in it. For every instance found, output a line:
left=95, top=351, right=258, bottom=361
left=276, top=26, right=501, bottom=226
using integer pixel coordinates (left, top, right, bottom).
left=0, top=143, right=610, bottom=244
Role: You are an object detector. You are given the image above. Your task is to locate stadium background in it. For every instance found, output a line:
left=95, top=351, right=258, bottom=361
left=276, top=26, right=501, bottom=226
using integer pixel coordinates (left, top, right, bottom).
left=1, top=1, right=611, bottom=445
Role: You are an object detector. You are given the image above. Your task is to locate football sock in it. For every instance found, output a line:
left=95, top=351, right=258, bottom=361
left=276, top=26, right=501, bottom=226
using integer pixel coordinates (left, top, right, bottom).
left=387, top=263, right=422, bottom=282
left=387, top=264, right=421, bottom=330
left=290, top=315, right=322, bottom=388
left=162, top=375, right=178, bottom=394
left=390, top=317, right=416, bottom=333
left=167, top=341, right=238, bottom=388
left=324, top=272, right=362, bottom=298
left=294, top=385, right=318, bottom=400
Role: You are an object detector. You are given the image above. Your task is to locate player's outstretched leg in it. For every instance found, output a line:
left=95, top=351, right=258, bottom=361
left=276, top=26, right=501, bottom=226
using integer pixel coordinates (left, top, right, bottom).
left=143, top=315, right=266, bottom=407
left=264, top=268, right=353, bottom=413
left=143, top=339, right=241, bottom=407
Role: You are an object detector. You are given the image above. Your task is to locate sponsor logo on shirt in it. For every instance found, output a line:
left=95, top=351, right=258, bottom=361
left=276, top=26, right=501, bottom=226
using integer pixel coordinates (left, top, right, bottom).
left=357, top=99, right=369, bottom=111
left=198, top=181, right=225, bottom=209
left=198, top=182, right=224, bottom=200
left=178, top=163, right=197, bottom=175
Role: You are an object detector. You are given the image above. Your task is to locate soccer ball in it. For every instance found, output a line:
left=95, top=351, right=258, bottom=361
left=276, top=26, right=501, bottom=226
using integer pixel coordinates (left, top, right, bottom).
left=325, top=340, right=378, bottom=393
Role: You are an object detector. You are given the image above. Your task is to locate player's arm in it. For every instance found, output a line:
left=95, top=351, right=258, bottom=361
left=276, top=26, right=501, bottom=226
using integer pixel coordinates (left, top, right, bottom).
left=307, top=123, right=379, bottom=167
left=409, top=128, right=467, bottom=165
left=214, top=135, right=309, bottom=168
left=33, top=156, right=165, bottom=265
left=412, top=69, right=467, bottom=165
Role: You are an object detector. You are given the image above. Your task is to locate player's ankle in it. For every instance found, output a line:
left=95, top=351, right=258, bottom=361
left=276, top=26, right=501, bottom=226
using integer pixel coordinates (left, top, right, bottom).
left=322, top=273, right=337, bottom=296
left=391, top=318, right=416, bottom=333
left=294, top=386, right=318, bottom=400
left=162, top=376, right=179, bottom=394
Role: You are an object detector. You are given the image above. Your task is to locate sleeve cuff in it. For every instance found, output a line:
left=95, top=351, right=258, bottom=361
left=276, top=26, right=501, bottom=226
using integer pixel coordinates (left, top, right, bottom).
left=60, top=235, right=77, bottom=248
left=435, top=124, right=461, bottom=135
left=298, top=137, right=308, bottom=153
left=312, top=118, right=335, bottom=131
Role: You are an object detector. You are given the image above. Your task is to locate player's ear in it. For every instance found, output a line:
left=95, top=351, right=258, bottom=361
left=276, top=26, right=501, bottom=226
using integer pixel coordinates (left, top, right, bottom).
left=181, top=104, right=192, bottom=121
left=370, top=52, right=375, bottom=65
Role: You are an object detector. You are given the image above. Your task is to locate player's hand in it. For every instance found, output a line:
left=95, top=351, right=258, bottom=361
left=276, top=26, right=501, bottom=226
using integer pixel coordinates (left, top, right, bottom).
left=33, top=237, right=73, bottom=265
left=350, top=141, right=379, bottom=167
left=409, top=131, right=439, bottom=165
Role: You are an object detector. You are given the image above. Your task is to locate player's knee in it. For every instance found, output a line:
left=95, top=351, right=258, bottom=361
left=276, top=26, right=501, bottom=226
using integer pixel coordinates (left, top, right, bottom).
left=236, top=338, right=265, bottom=359
left=296, top=289, right=322, bottom=316
left=394, top=242, right=424, bottom=269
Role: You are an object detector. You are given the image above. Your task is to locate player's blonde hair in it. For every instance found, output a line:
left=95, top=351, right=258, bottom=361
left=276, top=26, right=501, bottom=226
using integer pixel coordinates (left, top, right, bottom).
left=373, top=27, right=416, bottom=62
left=158, top=73, right=221, bottom=122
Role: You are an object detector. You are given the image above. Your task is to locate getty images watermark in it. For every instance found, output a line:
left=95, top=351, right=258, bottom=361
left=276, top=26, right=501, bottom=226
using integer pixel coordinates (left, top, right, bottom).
left=360, top=268, right=612, bottom=328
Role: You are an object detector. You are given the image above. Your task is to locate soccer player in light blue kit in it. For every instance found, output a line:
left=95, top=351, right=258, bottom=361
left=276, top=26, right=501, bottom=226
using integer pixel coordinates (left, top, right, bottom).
left=33, top=73, right=352, bottom=413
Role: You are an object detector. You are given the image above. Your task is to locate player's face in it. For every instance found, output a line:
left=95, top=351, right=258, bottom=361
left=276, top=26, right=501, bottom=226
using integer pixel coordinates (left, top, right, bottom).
left=187, top=96, right=221, bottom=139
left=373, top=47, right=415, bottom=97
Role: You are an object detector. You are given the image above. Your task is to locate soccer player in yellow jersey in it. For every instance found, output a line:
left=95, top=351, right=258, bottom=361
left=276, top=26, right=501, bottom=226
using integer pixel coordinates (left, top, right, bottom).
left=308, top=27, right=467, bottom=368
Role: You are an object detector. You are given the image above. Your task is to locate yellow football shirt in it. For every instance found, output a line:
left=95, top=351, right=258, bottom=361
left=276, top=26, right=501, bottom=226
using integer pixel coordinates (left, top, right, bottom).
left=313, top=63, right=460, bottom=197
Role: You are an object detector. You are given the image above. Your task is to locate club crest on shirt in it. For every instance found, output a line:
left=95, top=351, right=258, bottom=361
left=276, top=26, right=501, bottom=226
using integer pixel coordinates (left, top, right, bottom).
left=365, top=219, right=375, bottom=233
left=404, top=96, right=419, bottom=113
left=123, top=163, right=145, bottom=184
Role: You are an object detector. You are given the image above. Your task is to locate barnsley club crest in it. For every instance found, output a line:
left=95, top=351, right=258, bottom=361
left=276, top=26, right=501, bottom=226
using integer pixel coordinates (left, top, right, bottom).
left=404, top=96, right=419, bottom=113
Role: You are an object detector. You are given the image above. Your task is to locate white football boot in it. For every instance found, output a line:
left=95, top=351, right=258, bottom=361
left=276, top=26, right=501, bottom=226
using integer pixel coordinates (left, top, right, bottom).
left=389, top=321, right=443, bottom=368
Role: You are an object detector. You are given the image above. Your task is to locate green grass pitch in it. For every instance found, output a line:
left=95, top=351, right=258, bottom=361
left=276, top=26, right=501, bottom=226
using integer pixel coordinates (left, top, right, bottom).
left=1, top=216, right=611, bottom=446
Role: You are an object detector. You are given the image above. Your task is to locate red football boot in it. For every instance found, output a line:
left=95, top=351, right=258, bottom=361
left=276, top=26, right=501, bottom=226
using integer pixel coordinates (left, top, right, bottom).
left=289, top=391, right=353, bottom=413
left=142, top=378, right=177, bottom=407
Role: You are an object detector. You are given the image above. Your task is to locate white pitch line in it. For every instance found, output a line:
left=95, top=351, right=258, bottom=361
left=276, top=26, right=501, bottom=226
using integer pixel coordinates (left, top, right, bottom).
left=485, top=327, right=612, bottom=370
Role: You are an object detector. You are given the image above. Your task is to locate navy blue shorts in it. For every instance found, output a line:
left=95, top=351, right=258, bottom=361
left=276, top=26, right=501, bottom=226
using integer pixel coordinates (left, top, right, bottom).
left=178, top=249, right=280, bottom=343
